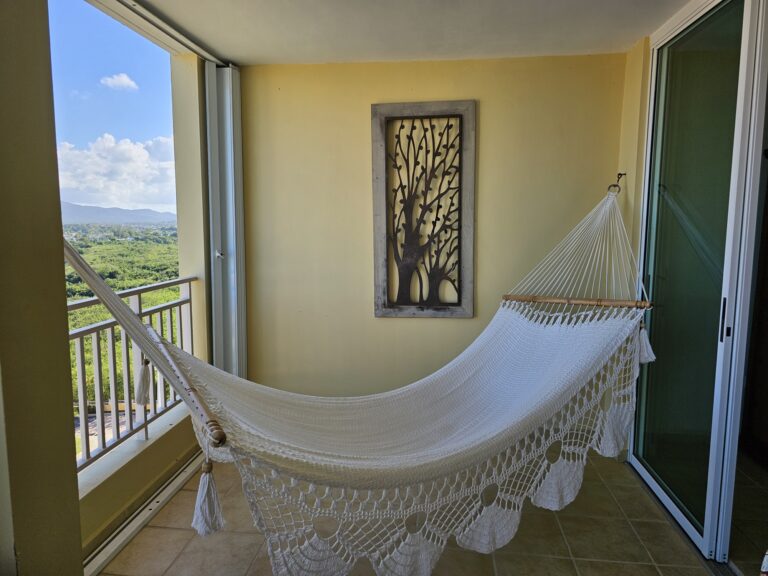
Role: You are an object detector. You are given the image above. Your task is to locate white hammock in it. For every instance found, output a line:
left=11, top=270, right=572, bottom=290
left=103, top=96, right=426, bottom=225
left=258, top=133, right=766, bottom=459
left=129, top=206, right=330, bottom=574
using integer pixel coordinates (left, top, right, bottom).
left=63, top=191, right=654, bottom=576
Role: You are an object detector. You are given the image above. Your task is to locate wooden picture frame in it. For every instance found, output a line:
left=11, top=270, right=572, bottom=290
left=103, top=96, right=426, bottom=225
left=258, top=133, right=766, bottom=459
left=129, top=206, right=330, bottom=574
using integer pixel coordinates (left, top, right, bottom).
left=372, top=100, right=476, bottom=318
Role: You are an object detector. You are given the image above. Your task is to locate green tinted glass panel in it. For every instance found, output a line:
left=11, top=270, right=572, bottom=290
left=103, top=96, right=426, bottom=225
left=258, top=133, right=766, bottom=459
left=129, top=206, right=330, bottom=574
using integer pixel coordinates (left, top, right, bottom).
left=636, top=0, right=743, bottom=530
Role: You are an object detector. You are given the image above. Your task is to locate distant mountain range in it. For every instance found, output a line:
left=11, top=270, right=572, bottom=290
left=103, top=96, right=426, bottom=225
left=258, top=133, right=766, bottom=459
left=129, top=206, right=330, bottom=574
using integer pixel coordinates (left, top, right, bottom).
left=61, top=202, right=176, bottom=225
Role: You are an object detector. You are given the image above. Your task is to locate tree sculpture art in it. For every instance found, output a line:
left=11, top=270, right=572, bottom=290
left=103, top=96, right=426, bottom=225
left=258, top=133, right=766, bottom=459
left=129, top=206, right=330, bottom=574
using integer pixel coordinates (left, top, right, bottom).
left=372, top=100, right=474, bottom=318
left=387, top=117, right=462, bottom=306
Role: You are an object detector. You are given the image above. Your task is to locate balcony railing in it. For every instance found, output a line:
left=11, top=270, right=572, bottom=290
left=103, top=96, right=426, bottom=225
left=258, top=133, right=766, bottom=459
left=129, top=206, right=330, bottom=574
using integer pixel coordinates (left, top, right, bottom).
left=68, top=276, right=196, bottom=471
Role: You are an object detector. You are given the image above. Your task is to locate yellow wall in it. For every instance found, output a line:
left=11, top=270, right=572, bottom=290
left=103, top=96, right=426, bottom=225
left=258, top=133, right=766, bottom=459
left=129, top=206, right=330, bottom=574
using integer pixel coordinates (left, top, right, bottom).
left=173, top=54, right=212, bottom=362
left=0, top=0, right=84, bottom=573
left=241, top=55, right=628, bottom=395
left=616, top=38, right=652, bottom=250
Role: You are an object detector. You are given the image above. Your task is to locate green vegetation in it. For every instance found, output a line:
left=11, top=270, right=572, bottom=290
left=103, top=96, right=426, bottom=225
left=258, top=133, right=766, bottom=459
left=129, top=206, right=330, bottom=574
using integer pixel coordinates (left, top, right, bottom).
left=66, top=224, right=179, bottom=328
left=66, top=224, right=180, bottom=412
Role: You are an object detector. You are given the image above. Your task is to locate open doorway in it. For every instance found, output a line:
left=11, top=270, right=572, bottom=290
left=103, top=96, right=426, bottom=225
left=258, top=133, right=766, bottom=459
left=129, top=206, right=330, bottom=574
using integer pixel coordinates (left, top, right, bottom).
left=729, top=135, right=768, bottom=576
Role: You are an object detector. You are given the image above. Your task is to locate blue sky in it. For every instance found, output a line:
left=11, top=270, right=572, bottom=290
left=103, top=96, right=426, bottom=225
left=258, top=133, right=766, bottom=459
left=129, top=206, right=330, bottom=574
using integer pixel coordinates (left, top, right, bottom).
left=48, top=0, right=176, bottom=212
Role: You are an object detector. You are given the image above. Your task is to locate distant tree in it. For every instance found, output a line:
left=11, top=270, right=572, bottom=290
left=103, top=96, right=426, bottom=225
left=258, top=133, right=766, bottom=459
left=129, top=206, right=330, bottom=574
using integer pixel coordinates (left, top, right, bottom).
left=387, top=117, right=461, bottom=305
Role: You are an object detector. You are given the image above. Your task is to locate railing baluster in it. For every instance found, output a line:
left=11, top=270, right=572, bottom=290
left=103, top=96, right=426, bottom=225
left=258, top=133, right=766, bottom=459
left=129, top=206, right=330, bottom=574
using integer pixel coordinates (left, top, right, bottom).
left=174, top=302, right=182, bottom=349
left=156, top=312, right=165, bottom=411
left=176, top=300, right=184, bottom=353
left=165, top=307, right=173, bottom=345
left=173, top=306, right=181, bottom=401
left=147, top=313, right=157, bottom=417
left=69, top=276, right=196, bottom=470
left=91, top=333, right=106, bottom=451
left=129, top=295, right=147, bottom=437
left=75, top=337, right=90, bottom=461
left=163, top=308, right=172, bottom=404
left=120, top=326, right=133, bottom=431
left=180, top=282, right=193, bottom=353
left=107, top=327, right=120, bottom=441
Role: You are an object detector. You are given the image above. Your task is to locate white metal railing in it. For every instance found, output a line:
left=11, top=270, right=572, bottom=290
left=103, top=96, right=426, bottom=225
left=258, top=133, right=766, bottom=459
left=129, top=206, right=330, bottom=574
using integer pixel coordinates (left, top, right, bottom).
left=69, top=276, right=196, bottom=471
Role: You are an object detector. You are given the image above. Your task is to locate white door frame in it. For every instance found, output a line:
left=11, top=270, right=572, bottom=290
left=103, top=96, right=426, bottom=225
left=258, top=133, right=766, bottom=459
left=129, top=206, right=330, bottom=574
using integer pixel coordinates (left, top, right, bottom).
left=630, top=0, right=766, bottom=560
left=205, top=62, right=248, bottom=378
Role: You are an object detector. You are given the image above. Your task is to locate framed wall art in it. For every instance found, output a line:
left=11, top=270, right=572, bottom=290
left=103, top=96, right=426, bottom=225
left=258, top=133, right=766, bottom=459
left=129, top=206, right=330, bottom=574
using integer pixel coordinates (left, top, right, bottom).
left=372, top=100, right=475, bottom=317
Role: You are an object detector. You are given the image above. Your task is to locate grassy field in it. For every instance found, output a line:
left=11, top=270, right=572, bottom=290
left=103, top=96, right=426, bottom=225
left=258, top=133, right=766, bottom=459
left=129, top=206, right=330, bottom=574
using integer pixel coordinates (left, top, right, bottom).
left=65, top=224, right=179, bottom=406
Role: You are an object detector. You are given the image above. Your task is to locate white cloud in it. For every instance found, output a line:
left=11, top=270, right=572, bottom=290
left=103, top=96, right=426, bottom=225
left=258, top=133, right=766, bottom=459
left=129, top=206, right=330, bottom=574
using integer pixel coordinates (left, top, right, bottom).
left=57, top=134, right=176, bottom=213
left=100, top=73, right=139, bottom=91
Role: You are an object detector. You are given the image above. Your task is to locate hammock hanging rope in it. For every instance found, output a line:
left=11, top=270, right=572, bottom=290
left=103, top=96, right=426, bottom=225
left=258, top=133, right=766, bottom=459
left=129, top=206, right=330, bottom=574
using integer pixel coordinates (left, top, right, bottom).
left=63, top=190, right=653, bottom=576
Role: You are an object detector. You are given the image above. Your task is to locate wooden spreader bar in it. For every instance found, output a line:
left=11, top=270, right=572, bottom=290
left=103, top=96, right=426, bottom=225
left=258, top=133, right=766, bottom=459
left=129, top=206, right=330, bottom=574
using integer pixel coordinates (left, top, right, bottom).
left=503, top=294, right=653, bottom=309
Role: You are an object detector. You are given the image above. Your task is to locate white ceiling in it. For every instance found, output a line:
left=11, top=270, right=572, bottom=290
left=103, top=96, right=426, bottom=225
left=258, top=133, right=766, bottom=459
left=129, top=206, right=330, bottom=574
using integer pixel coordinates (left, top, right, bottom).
left=140, top=0, right=691, bottom=65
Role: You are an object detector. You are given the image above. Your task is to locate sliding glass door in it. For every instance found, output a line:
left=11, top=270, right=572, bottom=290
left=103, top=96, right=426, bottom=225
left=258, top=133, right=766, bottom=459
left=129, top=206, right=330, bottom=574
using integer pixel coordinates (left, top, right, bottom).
left=633, top=0, right=745, bottom=556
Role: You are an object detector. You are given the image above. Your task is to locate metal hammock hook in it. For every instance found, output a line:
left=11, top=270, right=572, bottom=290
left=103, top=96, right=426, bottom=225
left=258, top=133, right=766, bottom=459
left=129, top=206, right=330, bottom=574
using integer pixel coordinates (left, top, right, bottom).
left=607, top=172, right=627, bottom=194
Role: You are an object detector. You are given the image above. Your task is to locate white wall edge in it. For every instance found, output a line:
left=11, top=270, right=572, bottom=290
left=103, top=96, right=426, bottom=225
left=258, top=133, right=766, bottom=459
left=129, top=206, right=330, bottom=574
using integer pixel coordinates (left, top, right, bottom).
left=205, top=64, right=247, bottom=377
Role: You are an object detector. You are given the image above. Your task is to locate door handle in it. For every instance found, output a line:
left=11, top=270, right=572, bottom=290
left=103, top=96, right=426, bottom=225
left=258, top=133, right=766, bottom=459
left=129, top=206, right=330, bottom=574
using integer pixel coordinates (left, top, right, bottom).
left=719, top=297, right=732, bottom=342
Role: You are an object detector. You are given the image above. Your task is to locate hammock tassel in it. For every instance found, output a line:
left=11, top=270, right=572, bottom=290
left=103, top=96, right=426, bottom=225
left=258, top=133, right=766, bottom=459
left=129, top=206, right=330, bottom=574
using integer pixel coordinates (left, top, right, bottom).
left=638, top=323, right=656, bottom=364
left=135, top=359, right=151, bottom=405
left=760, top=549, right=767, bottom=576
left=192, top=459, right=225, bottom=536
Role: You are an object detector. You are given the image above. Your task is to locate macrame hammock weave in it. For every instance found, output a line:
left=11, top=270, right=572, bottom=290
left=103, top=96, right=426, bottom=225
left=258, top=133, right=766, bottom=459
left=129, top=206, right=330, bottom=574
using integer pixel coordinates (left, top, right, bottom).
left=64, top=190, right=655, bottom=576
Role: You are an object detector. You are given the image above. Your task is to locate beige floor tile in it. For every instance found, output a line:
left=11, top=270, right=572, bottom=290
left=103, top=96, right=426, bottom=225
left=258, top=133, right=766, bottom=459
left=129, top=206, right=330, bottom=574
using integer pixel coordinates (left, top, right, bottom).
left=218, top=463, right=245, bottom=492
left=244, top=547, right=273, bottom=576
left=608, top=484, right=665, bottom=521
left=559, top=481, right=623, bottom=518
left=631, top=520, right=700, bottom=566
left=558, top=516, right=651, bottom=563
left=103, top=527, right=194, bottom=576
left=101, top=455, right=724, bottom=576
left=574, top=560, right=658, bottom=575
left=182, top=470, right=202, bottom=491
left=494, top=553, right=577, bottom=576
left=164, top=531, right=262, bottom=576
left=221, top=486, right=260, bottom=532
left=431, top=548, right=494, bottom=575
left=497, top=512, right=570, bottom=557
left=656, top=565, right=710, bottom=576
left=590, top=456, right=641, bottom=487
left=583, top=460, right=601, bottom=482
left=149, top=489, right=197, bottom=529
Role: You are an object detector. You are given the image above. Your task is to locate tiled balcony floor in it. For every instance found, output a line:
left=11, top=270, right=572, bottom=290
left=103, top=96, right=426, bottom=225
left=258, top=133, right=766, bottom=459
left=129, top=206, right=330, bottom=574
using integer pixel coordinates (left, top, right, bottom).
left=100, top=453, right=713, bottom=576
